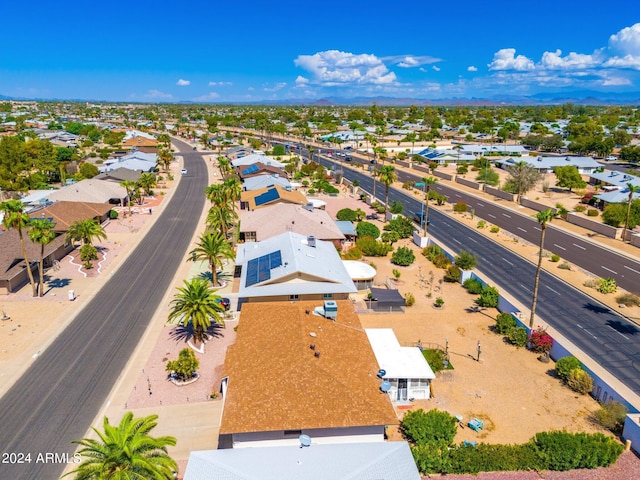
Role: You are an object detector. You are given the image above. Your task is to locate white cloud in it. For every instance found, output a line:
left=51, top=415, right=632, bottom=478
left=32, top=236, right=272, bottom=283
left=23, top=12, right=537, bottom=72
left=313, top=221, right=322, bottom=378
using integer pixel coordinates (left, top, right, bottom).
left=386, top=54, right=441, bottom=68
left=294, top=50, right=397, bottom=86
left=601, top=75, right=632, bottom=86
left=144, top=89, right=173, bottom=99
left=176, top=79, right=191, bottom=86
left=467, top=66, right=478, bottom=72
left=295, top=76, right=309, bottom=87
left=247, top=87, right=254, bottom=91
left=208, top=81, right=232, bottom=86
left=263, top=82, right=287, bottom=92
left=193, top=92, right=220, bottom=101
left=604, top=55, right=640, bottom=69
left=540, top=49, right=601, bottom=69
left=488, top=48, right=535, bottom=71
left=432, top=65, right=441, bottom=72
left=609, top=23, right=640, bottom=56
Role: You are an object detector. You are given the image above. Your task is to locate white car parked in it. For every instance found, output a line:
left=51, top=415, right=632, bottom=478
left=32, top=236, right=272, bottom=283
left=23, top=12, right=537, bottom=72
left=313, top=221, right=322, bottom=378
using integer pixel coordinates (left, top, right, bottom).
left=181, top=168, right=188, bottom=175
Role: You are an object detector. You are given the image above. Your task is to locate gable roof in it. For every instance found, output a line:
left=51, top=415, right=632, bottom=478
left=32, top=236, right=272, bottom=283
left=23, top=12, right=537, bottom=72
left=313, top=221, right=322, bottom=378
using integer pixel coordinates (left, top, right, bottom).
left=0, top=229, right=67, bottom=282
left=237, top=162, right=286, bottom=179
left=220, top=300, right=398, bottom=435
left=239, top=204, right=344, bottom=241
left=44, top=179, right=127, bottom=204
left=231, top=153, right=284, bottom=169
left=242, top=174, right=292, bottom=192
left=236, top=231, right=356, bottom=298
left=28, top=201, right=111, bottom=232
left=184, top=442, right=419, bottom=480
left=240, top=186, right=306, bottom=210
left=94, top=167, right=142, bottom=183
left=122, top=136, right=158, bottom=148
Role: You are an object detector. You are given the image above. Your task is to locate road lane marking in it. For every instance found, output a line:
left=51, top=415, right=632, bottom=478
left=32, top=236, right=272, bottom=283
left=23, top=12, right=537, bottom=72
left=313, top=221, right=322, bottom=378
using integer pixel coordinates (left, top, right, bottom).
left=624, top=265, right=640, bottom=275
left=502, top=213, right=511, bottom=218
left=476, top=202, right=485, bottom=207
left=488, top=214, right=496, bottom=219
left=468, top=237, right=478, bottom=243
left=608, top=326, right=629, bottom=340
left=453, top=238, right=462, bottom=244
left=517, top=227, right=527, bottom=232
left=573, top=243, right=586, bottom=250
left=454, top=193, right=461, bottom=197
left=502, top=258, right=514, bottom=266
left=553, top=244, right=566, bottom=251
left=601, top=266, right=618, bottom=275
left=545, top=285, right=561, bottom=295
left=534, top=227, right=541, bottom=231
left=577, top=324, right=597, bottom=339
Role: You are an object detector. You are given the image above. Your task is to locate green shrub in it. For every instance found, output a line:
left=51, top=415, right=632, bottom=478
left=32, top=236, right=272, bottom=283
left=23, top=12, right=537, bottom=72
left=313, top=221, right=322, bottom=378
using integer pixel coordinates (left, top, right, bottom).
left=355, top=236, right=392, bottom=256
left=401, top=408, right=457, bottom=447
left=381, top=231, right=400, bottom=244
left=384, top=216, right=414, bottom=238
left=422, top=244, right=442, bottom=261
left=567, top=368, right=593, bottom=394
left=356, top=221, right=380, bottom=239
left=490, top=225, right=500, bottom=233
left=587, top=209, right=599, bottom=217
left=405, top=292, right=415, bottom=307
left=508, top=327, right=528, bottom=348
left=433, top=253, right=452, bottom=269
left=445, top=443, right=541, bottom=475
left=108, top=209, right=119, bottom=220
left=453, top=201, right=468, bottom=213
left=558, top=262, right=571, bottom=270
left=477, top=220, right=486, bottom=229
left=336, top=208, right=357, bottom=221
left=475, top=285, right=499, bottom=308
left=463, top=278, right=483, bottom=294
left=166, top=348, right=199, bottom=381
left=594, top=401, right=627, bottom=433
left=555, top=356, right=582, bottom=381
left=389, top=200, right=404, bottom=214
left=422, top=349, right=451, bottom=372
left=391, top=246, right=416, bottom=266
left=550, top=254, right=560, bottom=262
left=341, top=246, right=363, bottom=260
left=495, top=313, right=516, bottom=335
left=598, top=277, right=617, bottom=294
left=532, top=431, right=623, bottom=471
left=444, top=265, right=461, bottom=282
left=454, top=250, right=477, bottom=270
left=616, top=292, right=640, bottom=307
left=574, top=205, right=586, bottom=213
left=434, top=297, right=444, bottom=308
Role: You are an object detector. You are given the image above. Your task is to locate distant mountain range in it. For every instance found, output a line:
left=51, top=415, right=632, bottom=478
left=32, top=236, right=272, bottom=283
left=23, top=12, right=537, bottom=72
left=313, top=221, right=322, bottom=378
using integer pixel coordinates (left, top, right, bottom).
left=2, top=90, right=640, bottom=106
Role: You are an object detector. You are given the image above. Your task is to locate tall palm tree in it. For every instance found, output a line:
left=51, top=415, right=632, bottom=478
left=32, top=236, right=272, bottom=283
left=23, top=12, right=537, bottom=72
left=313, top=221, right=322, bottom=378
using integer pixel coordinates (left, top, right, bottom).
left=157, top=148, right=173, bottom=173
left=137, top=172, right=157, bottom=200
left=206, top=204, right=238, bottom=239
left=1, top=200, right=37, bottom=296
left=66, top=412, right=177, bottom=480
left=530, top=208, right=559, bottom=328
left=28, top=218, right=56, bottom=297
left=66, top=218, right=107, bottom=246
left=622, top=182, right=640, bottom=241
left=422, top=177, right=438, bottom=236
left=120, top=180, right=137, bottom=216
left=222, top=176, right=242, bottom=207
left=189, top=231, right=235, bottom=286
left=169, top=278, right=225, bottom=344
left=217, top=156, right=231, bottom=177
left=378, top=165, right=397, bottom=213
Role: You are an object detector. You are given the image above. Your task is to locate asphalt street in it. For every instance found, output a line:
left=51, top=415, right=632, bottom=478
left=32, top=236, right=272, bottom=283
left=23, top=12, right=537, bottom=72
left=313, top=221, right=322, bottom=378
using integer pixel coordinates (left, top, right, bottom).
left=314, top=154, right=640, bottom=398
left=0, top=139, right=207, bottom=479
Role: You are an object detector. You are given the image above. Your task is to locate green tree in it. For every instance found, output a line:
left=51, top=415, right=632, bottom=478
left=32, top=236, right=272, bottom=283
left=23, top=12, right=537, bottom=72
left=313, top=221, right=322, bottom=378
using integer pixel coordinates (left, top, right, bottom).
left=503, top=161, right=541, bottom=202
left=1, top=200, right=37, bottom=296
left=137, top=172, right=157, bottom=201
left=189, top=231, right=235, bottom=287
left=378, top=165, right=397, bottom=213
left=530, top=209, right=559, bottom=327
left=166, top=348, right=199, bottom=382
left=79, top=162, right=99, bottom=179
left=454, top=250, right=477, bottom=270
left=622, top=183, right=640, bottom=241
left=554, top=166, right=586, bottom=192
left=28, top=218, right=56, bottom=297
left=79, top=243, right=98, bottom=269
left=356, top=221, right=380, bottom=239
left=476, top=166, right=500, bottom=186
left=400, top=408, right=457, bottom=447
left=168, top=278, right=225, bottom=344
left=67, top=412, right=177, bottom=480
left=391, top=246, right=416, bottom=266
left=120, top=180, right=137, bottom=216
left=421, top=177, right=438, bottom=236
left=66, top=218, right=107, bottom=246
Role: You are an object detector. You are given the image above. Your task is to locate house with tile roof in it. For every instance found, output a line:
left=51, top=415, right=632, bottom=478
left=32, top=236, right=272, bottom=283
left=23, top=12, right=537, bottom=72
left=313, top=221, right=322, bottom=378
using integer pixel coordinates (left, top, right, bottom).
left=240, top=186, right=306, bottom=211
left=94, top=167, right=143, bottom=184
left=235, top=231, right=356, bottom=303
left=122, top=135, right=158, bottom=149
left=239, top=203, right=344, bottom=243
left=28, top=201, right=112, bottom=232
left=219, top=300, right=398, bottom=448
left=236, top=162, right=286, bottom=181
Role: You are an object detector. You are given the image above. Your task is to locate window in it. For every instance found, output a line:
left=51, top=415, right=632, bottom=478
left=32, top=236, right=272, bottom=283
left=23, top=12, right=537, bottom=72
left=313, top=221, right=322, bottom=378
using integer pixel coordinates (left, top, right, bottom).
left=244, top=231, right=257, bottom=242
left=323, top=293, right=333, bottom=299
left=289, top=294, right=299, bottom=301
left=284, top=429, right=302, bottom=437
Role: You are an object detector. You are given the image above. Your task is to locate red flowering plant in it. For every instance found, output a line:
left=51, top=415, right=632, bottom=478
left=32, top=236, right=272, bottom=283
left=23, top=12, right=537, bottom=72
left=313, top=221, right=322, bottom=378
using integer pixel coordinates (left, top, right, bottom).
left=528, top=327, right=553, bottom=353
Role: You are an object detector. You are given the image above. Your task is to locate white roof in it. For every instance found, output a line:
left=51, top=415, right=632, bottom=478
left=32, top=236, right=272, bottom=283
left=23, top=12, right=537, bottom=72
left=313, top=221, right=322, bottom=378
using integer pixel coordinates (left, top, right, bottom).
left=232, top=153, right=284, bottom=169
left=366, top=329, right=435, bottom=380
left=503, top=156, right=599, bottom=170
left=243, top=175, right=291, bottom=191
left=343, top=260, right=376, bottom=280
left=184, top=442, right=420, bottom=480
left=43, top=179, right=126, bottom=204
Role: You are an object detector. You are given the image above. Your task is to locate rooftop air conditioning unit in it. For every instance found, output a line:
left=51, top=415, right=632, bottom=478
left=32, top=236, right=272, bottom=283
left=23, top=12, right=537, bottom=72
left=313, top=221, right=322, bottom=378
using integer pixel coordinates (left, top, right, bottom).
left=307, top=235, right=316, bottom=248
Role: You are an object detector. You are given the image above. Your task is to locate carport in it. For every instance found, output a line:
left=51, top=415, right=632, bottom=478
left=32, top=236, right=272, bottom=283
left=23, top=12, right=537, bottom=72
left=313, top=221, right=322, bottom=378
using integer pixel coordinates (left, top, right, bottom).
left=368, top=287, right=406, bottom=312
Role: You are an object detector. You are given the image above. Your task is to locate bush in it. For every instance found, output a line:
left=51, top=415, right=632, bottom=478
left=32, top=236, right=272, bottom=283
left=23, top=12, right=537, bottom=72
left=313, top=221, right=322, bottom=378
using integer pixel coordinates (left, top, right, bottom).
left=528, top=328, right=553, bottom=353
left=463, top=278, right=483, bottom=294
left=490, top=225, right=500, bottom=233
left=532, top=431, right=623, bottom=471
left=422, top=349, right=451, bottom=372
left=550, top=254, right=560, bottom=262
left=422, top=244, right=442, bottom=261
left=166, top=348, right=199, bottom=381
left=108, top=209, right=119, bottom=220
left=555, top=356, right=582, bottom=381
left=434, top=297, right=445, bottom=308
left=454, top=250, right=477, bottom=270
left=381, top=231, right=400, bottom=244
left=453, top=201, right=468, bottom=213
left=391, top=246, right=416, bottom=266
left=598, top=277, right=617, bottom=294
left=567, top=368, right=594, bottom=394
left=583, top=278, right=599, bottom=289
left=355, top=236, right=392, bottom=256
left=558, top=261, right=571, bottom=270
left=508, top=327, right=528, bottom=348
left=390, top=200, right=404, bottom=214
left=594, top=401, right=627, bottom=433
left=401, top=408, right=457, bottom=447
left=341, top=246, right=363, bottom=260
left=444, top=265, right=461, bottom=282
left=475, top=285, right=499, bottom=308
left=616, top=292, right=640, bottom=307
left=405, top=292, right=415, bottom=307
left=79, top=244, right=98, bottom=268
left=587, top=209, right=599, bottom=217
left=433, top=253, right=452, bottom=269
left=336, top=208, right=357, bottom=221
left=384, top=216, right=414, bottom=238
left=495, top=313, right=516, bottom=335
left=356, top=221, right=380, bottom=239
left=477, top=220, right=486, bottom=229
left=574, top=205, right=586, bottom=213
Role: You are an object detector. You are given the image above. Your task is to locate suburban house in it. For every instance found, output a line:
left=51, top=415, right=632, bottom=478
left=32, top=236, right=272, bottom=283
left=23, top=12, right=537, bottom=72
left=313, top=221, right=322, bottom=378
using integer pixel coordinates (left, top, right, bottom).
left=366, top=329, right=436, bottom=402
left=241, top=174, right=292, bottom=192
left=458, top=144, right=528, bottom=156
left=236, top=162, right=287, bottom=181
left=94, top=167, right=143, bottom=184
left=498, top=156, right=600, bottom=174
left=589, top=171, right=640, bottom=205
left=100, top=151, right=157, bottom=173
left=183, top=442, right=420, bottom=480
left=41, top=179, right=128, bottom=205
left=235, top=231, right=357, bottom=303
left=239, top=186, right=306, bottom=211
left=238, top=203, right=344, bottom=243
left=218, top=300, right=399, bottom=448
left=122, top=135, right=158, bottom=150
left=28, top=201, right=112, bottom=231
left=416, top=147, right=475, bottom=164
left=231, top=153, right=284, bottom=170
left=223, top=145, right=252, bottom=160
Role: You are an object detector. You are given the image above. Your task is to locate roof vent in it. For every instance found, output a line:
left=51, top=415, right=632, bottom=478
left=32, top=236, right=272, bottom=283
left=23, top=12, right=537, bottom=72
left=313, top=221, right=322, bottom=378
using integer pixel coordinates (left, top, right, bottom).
left=303, top=202, right=314, bottom=212
left=307, top=235, right=316, bottom=248
left=314, top=351, right=321, bottom=358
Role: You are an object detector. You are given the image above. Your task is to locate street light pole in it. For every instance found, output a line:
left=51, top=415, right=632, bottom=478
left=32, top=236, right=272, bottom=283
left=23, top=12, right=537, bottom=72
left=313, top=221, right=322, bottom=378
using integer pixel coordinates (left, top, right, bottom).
left=415, top=181, right=426, bottom=236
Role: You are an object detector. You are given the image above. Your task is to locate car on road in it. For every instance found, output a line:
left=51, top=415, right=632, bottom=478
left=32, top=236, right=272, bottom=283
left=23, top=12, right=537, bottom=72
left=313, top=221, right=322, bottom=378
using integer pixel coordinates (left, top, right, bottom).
left=181, top=168, right=188, bottom=175
left=344, top=146, right=353, bottom=150
left=366, top=213, right=379, bottom=220
left=215, top=297, right=231, bottom=311
left=192, top=146, right=197, bottom=150
left=605, top=156, right=617, bottom=161
left=412, top=211, right=429, bottom=226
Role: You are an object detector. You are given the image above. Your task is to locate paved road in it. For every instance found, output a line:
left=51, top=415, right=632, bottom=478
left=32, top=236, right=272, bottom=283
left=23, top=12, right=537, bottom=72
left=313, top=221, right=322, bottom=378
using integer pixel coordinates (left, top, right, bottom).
left=0, top=139, right=208, bottom=480
left=313, top=154, right=640, bottom=398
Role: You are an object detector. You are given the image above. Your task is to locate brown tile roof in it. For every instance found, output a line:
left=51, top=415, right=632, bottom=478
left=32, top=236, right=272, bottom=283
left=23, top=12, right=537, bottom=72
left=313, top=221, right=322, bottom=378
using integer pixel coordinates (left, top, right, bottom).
left=28, top=201, right=112, bottom=232
left=237, top=162, right=286, bottom=180
left=122, top=136, right=158, bottom=148
left=240, top=186, right=307, bottom=211
left=220, top=300, right=398, bottom=435
left=0, top=229, right=67, bottom=281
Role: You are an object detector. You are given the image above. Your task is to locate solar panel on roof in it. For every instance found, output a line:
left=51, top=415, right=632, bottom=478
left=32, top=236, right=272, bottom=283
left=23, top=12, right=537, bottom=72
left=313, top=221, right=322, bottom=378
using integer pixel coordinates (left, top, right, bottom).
left=242, top=164, right=259, bottom=175
left=245, top=258, right=260, bottom=287
left=269, top=250, right=282, bottom=268
left=254, top=188, right=280, bottom=206
left=244, top=250, right=283, bottom=288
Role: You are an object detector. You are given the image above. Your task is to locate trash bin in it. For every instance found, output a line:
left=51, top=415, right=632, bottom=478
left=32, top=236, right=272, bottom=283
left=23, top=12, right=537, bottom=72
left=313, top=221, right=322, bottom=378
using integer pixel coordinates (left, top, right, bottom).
left=68, top=290, right=76, bottom=301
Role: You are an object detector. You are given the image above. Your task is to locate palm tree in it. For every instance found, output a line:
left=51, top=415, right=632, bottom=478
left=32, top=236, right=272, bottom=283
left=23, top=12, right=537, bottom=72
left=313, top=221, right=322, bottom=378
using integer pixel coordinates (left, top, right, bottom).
left=422, top=177, right=438, bottom=236
left=206, top=204, right=238, bottom=239
left=189, top=231, right=235, bottom=286
left=378, top=165, right=397, bottom=213
left=622, top=182, right=640, bottom=241
left=1, top=200, right=37, bottom=296
left=222, top=176, right=242, bottom=207
left=217, top=156, right=231, bottom=177
left=530, top=208, right=559, bottom=328
left=28, top=218, right=56, bottom=297
left=169, top=278, right=225, bottom=344
left=66, top=412, right=177, bottom=480
left=137, top=172, right=157, bottom=200
left=158, top=148, right=173, bottom=173
left=66, top=218, right=107, bottom=246
left=120, top=180, right=137, bottom=216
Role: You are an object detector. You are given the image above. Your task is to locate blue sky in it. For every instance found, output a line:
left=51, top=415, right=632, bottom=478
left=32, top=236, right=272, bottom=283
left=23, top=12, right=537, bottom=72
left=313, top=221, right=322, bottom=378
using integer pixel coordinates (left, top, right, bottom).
left=2, top=0, right=639, bottom=102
